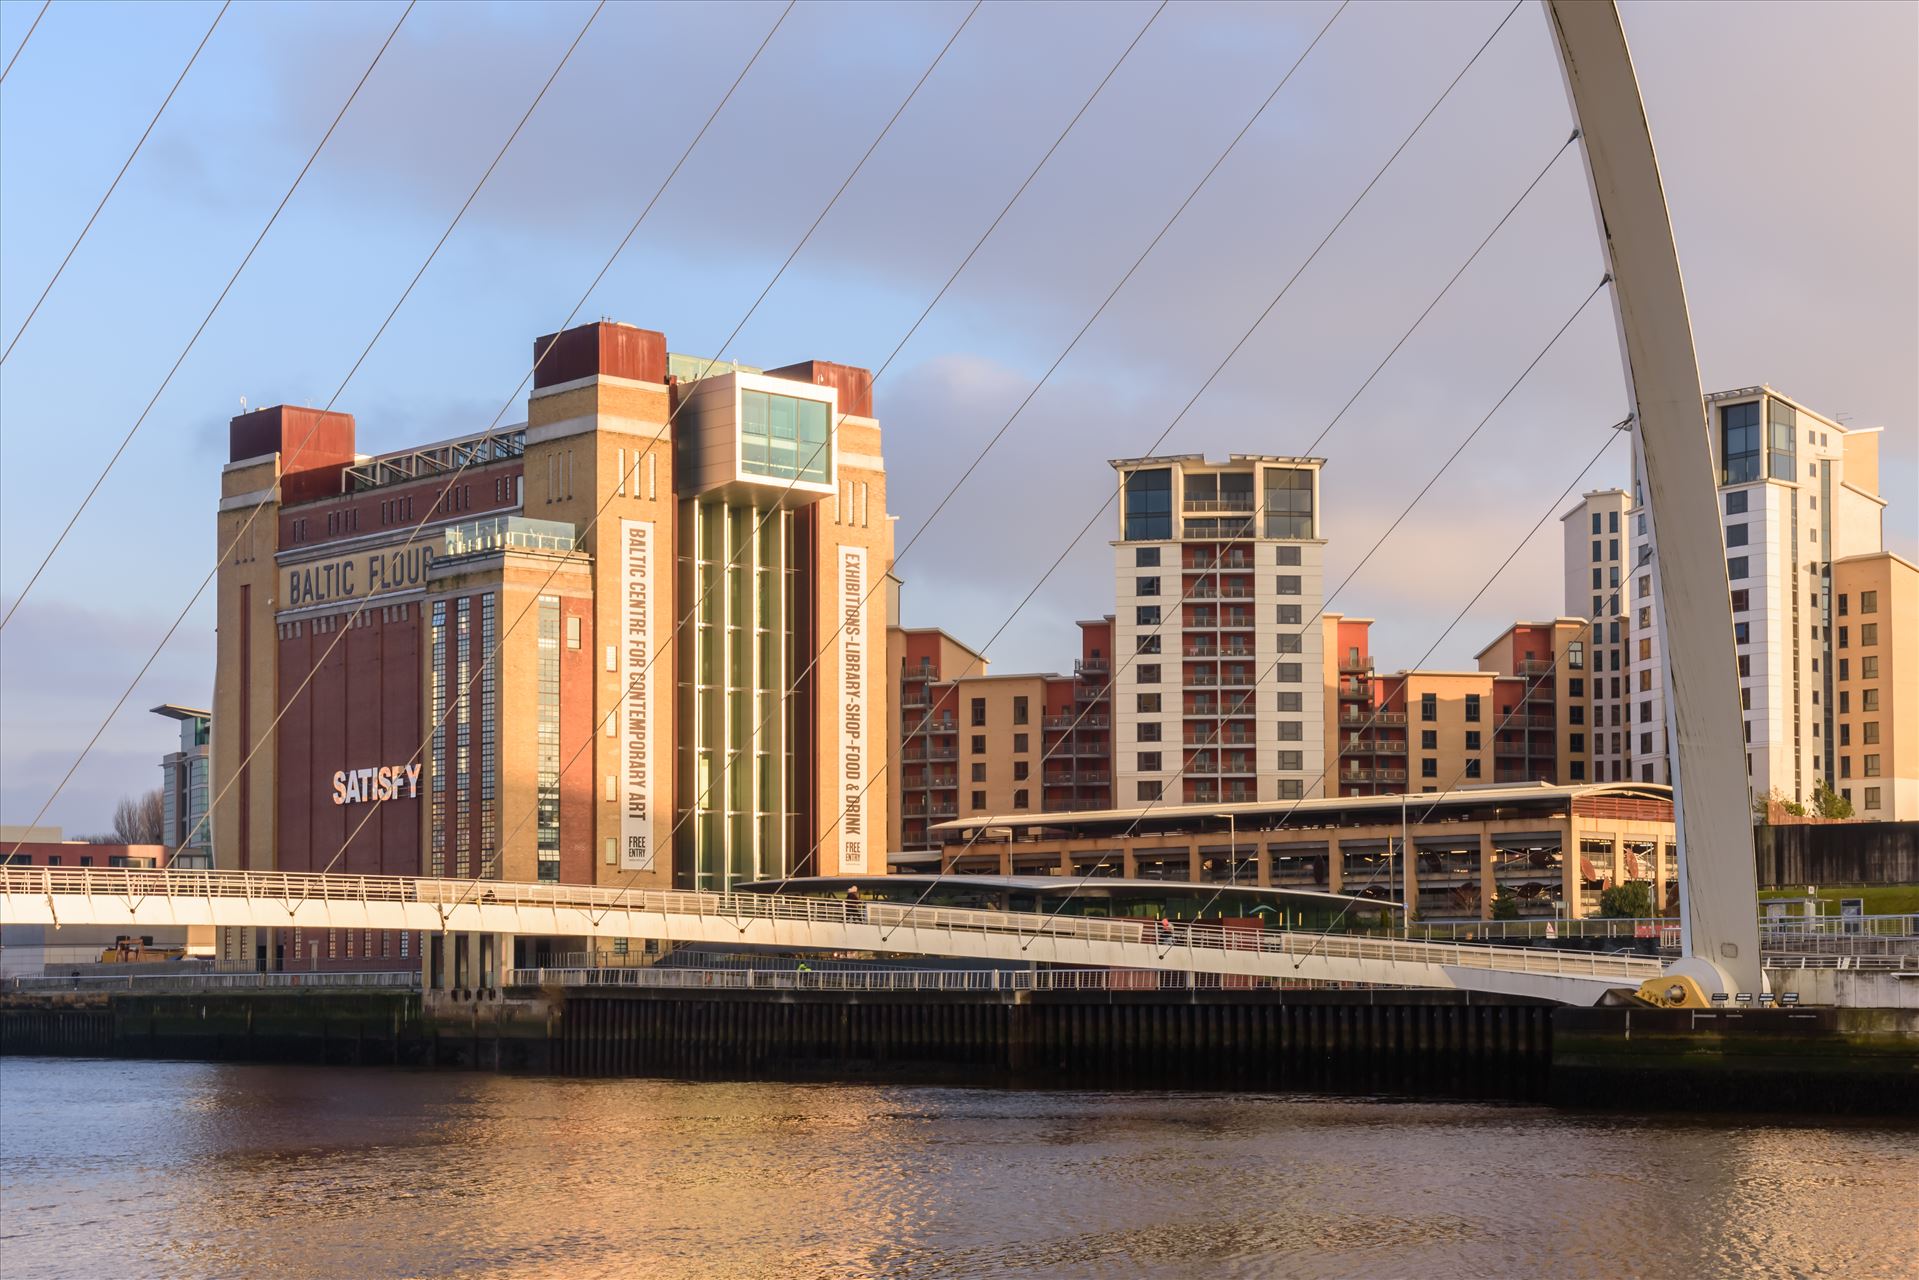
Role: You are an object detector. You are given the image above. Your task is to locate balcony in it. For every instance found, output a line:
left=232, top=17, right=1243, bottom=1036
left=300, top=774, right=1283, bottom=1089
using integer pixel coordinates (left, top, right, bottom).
left=1338, top=681, right=1370, bottom=701
left=1338, top=657, right=1372, bottom=674
left=1517, top=659, right=1554, bottom=676
left=1183, top=643, right=1254, bottom=659
left=1341, top=767, right=1408, bottom=783
left=1340, top=708, right=1406, bottom=725
left=1219, top=756, right=1256, bottom=776
left=1184, top=496, right=1255, bottom=513
left=1340, top=738, right=1407, bottom=756
left=1185, top=729, right=1254, bottom=746
left=899, top=693, right=930, bottom=710
left=1075, top=771, right=1111, bottom=786
left=1184, top=583, right=1255, bottom=599
left=1076, top=683, right=1108, bottom=702
left=1187, top=552, right=1254, bottom=570
left=1074, top=657, right=1109, bottom=676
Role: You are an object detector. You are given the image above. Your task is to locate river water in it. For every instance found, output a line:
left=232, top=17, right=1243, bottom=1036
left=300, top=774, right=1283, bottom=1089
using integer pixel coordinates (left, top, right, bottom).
left=2, top=1057, right=1914, bottom=1279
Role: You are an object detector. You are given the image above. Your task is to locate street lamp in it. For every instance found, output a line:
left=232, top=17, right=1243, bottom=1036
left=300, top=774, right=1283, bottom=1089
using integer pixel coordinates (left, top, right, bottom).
left=1216, top=810, right=1237, bottom=889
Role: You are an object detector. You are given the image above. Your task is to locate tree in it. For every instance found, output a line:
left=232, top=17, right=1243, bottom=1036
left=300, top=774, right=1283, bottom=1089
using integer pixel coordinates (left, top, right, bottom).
left=1491, top=885, right=1520, bottom=921
left=1753, top=787, right=1804, bottom=822
left=1812, top=781, right=1854, bottom=820
left=107, top=789, right=165, bottom=845
left=1598, top=880, right=1654, bottom=919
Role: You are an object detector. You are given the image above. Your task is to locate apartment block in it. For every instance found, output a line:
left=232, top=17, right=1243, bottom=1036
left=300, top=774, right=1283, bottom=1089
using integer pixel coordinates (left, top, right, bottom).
left=888, top=618, right=1114, bottom=853
left=1112, top=454, right=1327, bottom=809
left=1558, top=488, right=1634, bottom=783
left=1832, top=552, right=1916, bottom=819
left=1619, top=388, right=1887, bottom=808
left=152, top=704, right=213, bottom=869
left=1327, top=616, right=1588, bottom=796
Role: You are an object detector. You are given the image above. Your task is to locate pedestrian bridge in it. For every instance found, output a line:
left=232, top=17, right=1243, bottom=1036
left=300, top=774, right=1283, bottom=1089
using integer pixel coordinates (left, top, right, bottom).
left=0, top=867, right=1659, bottom=1005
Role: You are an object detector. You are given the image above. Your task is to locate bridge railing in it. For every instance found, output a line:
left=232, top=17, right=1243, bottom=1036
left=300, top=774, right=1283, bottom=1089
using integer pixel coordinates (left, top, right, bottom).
left=2, top=970, right=418, bottom=993
left=504, top=967, right=1400, bottom=992
left=2, top=867, right=1659, bottom=984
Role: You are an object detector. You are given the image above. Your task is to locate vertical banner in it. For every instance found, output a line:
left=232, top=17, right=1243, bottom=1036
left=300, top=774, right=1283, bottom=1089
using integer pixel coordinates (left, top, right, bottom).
left=839, top=546, right=868, bottom=873
left=620, top=519, right=655, bottom=871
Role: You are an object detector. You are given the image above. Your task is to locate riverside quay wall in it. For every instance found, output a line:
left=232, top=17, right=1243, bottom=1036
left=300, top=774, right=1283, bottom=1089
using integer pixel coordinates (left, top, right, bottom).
left=4, top=985, right=1916, bottom=1114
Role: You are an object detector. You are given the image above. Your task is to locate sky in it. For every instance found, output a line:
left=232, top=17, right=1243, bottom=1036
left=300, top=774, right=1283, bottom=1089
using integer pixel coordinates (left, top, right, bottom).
left=0, top=0, right=1913, bottom=833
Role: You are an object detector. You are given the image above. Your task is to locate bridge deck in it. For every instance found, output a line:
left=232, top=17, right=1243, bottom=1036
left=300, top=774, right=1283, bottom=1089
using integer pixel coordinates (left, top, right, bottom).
left=0, top=868, right=1659, bottom=1005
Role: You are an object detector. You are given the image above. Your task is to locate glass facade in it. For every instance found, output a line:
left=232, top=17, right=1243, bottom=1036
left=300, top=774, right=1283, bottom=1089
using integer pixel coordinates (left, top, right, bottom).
left=1767, top=397, right=1797, bottom=482
left=1123, top=468, right=1172, bottom=540
left=430, top=601, right=448, bottom=877
left=1263, top=467, right=1314, bottom=539
left=677, top=497, right=793, bottom=891
left=1720, top=401, right=1761, bottom=484
left=740, top=389, right=831, bottom=484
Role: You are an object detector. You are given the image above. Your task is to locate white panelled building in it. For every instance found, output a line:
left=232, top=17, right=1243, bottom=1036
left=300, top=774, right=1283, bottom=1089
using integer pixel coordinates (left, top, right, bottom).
left=1569, top=387, right=1888, bottom=809
left=1111, top=454, right=1328, bottom=808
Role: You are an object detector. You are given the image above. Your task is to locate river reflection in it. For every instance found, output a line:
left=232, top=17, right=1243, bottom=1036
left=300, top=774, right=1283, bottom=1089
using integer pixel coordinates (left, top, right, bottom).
left=2, top=1057, right=1915, bottom=1279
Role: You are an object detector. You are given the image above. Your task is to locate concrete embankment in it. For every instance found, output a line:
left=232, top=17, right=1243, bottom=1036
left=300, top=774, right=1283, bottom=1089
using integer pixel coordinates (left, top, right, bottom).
left=3, top=987, right=1913, bottom=1114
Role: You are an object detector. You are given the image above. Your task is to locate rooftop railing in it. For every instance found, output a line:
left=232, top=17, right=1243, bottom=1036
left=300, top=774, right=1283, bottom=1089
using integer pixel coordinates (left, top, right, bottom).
left=442, top=515, right=578, bottom=559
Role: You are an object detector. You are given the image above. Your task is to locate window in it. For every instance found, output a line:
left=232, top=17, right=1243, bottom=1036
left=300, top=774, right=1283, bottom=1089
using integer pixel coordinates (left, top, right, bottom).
left=1731, top=590, right=1749, bottom=612
left=1136, top=576, right=1160, bottom=597
left=565, top=614, right=581, bottom=649
left=1136, top=605, right=1160, bottom=626
left=971, top=763, right=986, bottom=782
left=1136, top=634, right=1160, bottom=655
left=1137, top=752, right=1162, bottom=771
left=1839, top=659, right=1849, bottom=680
left=1276, top=575, right=1301, bottom=595
left=1861, top=590, right=1877, bottom=614
left=1840, top=723, right=1852, bottom=746
left=1276, top=633, right=1302, bottom=654
left=1638, top=575, right=1651, bottom=599
left=1840, top=691, right=1850, bottom=713
left=1421, top=758, right=1437, bottom=778
left=1570, top=733, right=1585, bottom=753
left=1013, top=696, right=1029, bottom=725
left=1640, top=732, right=1653, bottom=755
left=1862, top=656, right=1879, bottom=679
left=1734, top=622, right=1749, bottom=644
left=1137, top=693, right=1161, bottom=713
left=1263, top=466, right=1314, bottom=538
left=1728, top=556, right=1749, bottom=580
left=1609, top=538, right=1618, bottom=561
left=1135, top=547, right=1161, bottom=568
left=739, top=389, right=831, bottom=484
left=1863, top=722, right=1880, bottom=745
left=1276, top=545, right=1301, bottom=567
left=1278, top=721, right=1302, bottom=741
left=1838, top=594, right=1849, bottom=616
left=1137, top=722, right=1161, bottom=742
left=1864, top=787, right=1882, bottom=810
left=1640, top=701, right=1652, bottom=723
left=971, top=790, right=986, bottom=810
left=1838, top=626, right=1849, bottom=648
left=1863, top=689, right=1879, bottom=711
left=1569, top=705, right=1584, bottom=725
left=1725, top=523, right=1748, bottom=547
left=1138, top=664, right=1160, bottom=685
left=1009, top=733, right=1026, bottom=754
left=971, top=697, right=986, bottom=727
left=1725, top=490, right=1748, bottom=515
left=971, top=734, right=985, bottom=753
left=1465, top=694, right=1480, bottom=722
left=1277, top=691, right=1302, bottom=712
left=1123, top=469, right=1172, bottom=540
left=1864, top=755, right=1882, bottom=777
left=1279, top=779, right=1303, bottom=800
left=1012, top=760, right=1030, bottom=782
left=1592, top=540, right=1602, bottom=561
left=1591, top=513, right=1601, bottom=535
left=1592, top=568, right=1604, bottom=590
left=1465, top=758, right=1481, bottom=779
left=1420, top=693, right=1437, bottom=722
left=1861, top=623, right=1879, bottom=646
left=1570, top=761, right=1586, bottom=781
left=1639, top=670, right=1651, bottom=691
left=1278, top=750, right=1302, bottom=771
left=1767, top=397, right=1797, bottom=480
left=1276, top=663, right=1301, bottom=683
left=1720, top=401, right=1761, bottom=483
left=1738, top=655, right=1750, bottom=677
left=1840, top=756, right=1852, bottom=778
left=1567, top=639, right=1584, bottom=670
left=1421, top=730, right=1437, bottom=750
left=1569, top=678, right=1584, bottom=697
left=1137, top=781, right=1161, bottom=801
left=1465, top=731, right=1480, bottom=751
left=1013, top=789, right=1030, bottom=810
left=1277, top=604, right=1302, bottom=625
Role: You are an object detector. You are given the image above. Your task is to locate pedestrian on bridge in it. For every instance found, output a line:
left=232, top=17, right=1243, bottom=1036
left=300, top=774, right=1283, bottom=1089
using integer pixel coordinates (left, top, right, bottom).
left=845, top=884, right=865, bottom=924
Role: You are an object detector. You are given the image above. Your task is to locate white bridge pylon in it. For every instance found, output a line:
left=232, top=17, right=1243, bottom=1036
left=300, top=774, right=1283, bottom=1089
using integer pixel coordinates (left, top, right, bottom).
left=1, top=868, right=1659, bottom=1005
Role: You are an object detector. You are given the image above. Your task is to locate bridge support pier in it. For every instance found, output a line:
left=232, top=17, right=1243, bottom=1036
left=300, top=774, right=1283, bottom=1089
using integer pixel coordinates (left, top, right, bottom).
left=424, top=931, right=511, bottom=995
